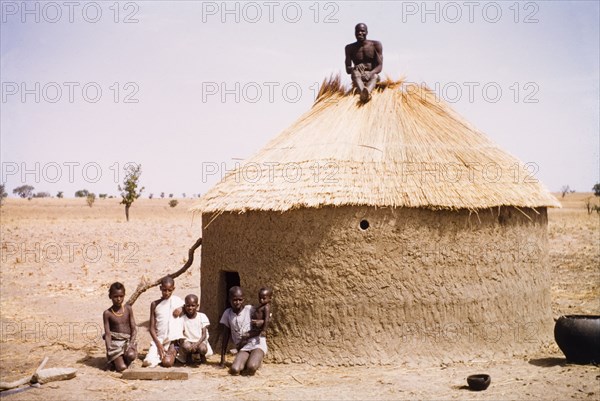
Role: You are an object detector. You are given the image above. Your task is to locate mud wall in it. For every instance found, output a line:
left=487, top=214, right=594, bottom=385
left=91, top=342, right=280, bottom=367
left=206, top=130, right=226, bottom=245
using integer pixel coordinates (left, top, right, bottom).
left=200, top=206, right=550, bottom=365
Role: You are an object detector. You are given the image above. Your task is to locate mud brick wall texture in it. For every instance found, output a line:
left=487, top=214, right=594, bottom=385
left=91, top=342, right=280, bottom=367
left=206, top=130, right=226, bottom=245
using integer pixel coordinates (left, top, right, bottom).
left=200, top=206, right=550, bottom=366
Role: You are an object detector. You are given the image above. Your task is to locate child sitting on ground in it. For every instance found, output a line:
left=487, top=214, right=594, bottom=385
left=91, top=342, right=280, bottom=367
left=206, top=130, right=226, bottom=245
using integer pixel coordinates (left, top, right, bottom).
left=176, top=294, right=213, bottom=365
left=142, top=276, right=184, bottom=368
left=219, top=286, right=267, bottom=375
left=103, top=282, right=138, bottom=372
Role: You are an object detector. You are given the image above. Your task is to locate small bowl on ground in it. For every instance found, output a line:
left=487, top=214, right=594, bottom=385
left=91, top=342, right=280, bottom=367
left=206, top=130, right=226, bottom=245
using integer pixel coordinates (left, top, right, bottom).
left=467, top=374, right=491, bottom=391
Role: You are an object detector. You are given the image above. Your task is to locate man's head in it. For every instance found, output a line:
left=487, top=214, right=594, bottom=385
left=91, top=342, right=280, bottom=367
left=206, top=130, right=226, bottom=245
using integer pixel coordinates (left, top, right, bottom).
left=355, top=23, right=368, bottom=42
left=258, top=287, right=273, bottom=306
left=228, top=286, right=244, bottom=312
left=184, top=294, right=199, bottom=318
left=159, top=276, right=175, bottom=300
left=108, top=282, right=125, bottom=306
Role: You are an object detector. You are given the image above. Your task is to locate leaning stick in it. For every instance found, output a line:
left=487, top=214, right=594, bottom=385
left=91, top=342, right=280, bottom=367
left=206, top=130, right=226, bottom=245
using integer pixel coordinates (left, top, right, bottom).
left=126, top=237, right=202, bottom=306
left=0, top=356, right=49, bottom=391
left=35, top=356, right=49, bottom=374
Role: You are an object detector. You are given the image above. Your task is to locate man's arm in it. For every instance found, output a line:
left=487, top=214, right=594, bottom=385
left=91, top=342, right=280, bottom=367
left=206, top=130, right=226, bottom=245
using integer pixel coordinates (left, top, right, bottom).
left=371, top=41, right=383, bottom=75
left=344, top=44, right=354, bottom=74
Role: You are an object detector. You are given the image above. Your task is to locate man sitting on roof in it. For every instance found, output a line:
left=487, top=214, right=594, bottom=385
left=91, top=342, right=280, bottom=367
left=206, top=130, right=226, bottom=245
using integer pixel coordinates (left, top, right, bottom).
left=345, top=23, right=383, bottom=103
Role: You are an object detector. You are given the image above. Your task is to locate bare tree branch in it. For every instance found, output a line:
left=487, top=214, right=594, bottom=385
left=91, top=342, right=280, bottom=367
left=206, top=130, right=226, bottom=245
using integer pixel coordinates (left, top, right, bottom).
left=126, top=237, right=202, bottom=306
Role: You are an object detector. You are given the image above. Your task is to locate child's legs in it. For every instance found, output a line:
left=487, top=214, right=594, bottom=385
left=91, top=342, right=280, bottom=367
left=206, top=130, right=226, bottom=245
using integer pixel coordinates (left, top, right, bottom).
left=161, top=343, right=177, bottom=367
left=124, top=345, right=137, bottom=365
left=179, top=339, right=194, bottom=353
left=245, top=348, right=264, bottom=375
left=195, top=342, right=208, bottom=355
left=112, top=355, right=127, bottom=372
left=229, top=351, right=250, bottom=375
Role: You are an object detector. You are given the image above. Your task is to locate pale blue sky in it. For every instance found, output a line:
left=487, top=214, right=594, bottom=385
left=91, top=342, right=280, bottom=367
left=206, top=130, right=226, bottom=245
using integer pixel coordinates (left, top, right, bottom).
left=1, top=1, right=598, bottom=197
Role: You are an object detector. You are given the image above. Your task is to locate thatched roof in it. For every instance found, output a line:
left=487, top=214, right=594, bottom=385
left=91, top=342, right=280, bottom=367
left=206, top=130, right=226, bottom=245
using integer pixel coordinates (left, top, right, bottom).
left=192, top=76, right=560, bottom=214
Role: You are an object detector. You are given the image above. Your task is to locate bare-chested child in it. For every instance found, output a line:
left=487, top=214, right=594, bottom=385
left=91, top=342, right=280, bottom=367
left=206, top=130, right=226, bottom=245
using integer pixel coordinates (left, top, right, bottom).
left=103, top=282, right=137, bottom=372
left=249, top=287, right=273, bottom=339
left=142, top=276, right=184, bottom=368
left=176, top=294, right=213, bottom=365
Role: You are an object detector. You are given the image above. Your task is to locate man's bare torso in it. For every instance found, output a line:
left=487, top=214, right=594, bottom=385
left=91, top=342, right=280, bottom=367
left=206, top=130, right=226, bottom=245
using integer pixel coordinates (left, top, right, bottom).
left=346, top=40, right=381, bottom=69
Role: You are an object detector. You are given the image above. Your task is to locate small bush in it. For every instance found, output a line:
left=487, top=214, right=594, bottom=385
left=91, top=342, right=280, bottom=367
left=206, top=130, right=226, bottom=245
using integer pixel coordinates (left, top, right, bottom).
left=86, top=193, right=96, bottom=207
left=169, top=199, right=179, bottom=208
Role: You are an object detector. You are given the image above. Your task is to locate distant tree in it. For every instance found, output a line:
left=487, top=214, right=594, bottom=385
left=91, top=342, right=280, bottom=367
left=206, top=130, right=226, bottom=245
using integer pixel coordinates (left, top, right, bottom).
left=13, top=185, right=34, bottom=199
left=149, top=193, right=154, bottom=199
left=593, top=183, right=600, bottom=197
left=169, top=199, right=179, bottom=208
left=182, top=193, right=186, bottom=198
left=585, top=197, right=594, bottom=215
left=33, top=192, right=51, bottom=198
left=169, top=193, right=173, bottom=198
left=160, top=192, right=165, bottom=199
left=56, top=191, right=64, bottom=198
left=118, top=164, right=144, bottom=222
left=75, top=189, right=89, bottom=198
left=86, top=193, right=96, bottom=207
left=560, top=185, right=575, bottom=198
left=0, top=184, right=7, bottom=206
left=99, top=194, right=107, bottom=199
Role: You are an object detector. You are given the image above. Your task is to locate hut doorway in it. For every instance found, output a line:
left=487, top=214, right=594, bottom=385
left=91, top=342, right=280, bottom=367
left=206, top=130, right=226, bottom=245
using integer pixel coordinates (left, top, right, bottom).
left=222, top=271, right=240, bottom=312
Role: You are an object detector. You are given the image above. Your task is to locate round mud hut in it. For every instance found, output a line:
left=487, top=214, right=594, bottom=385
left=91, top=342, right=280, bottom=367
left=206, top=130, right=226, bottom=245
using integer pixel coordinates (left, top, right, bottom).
left=192, top=78, right=560, bottom=366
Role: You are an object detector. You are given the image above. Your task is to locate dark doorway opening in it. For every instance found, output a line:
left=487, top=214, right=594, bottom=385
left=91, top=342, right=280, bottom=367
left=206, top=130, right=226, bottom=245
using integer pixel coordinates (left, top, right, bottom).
left=222, top=271, right=240, bottom=312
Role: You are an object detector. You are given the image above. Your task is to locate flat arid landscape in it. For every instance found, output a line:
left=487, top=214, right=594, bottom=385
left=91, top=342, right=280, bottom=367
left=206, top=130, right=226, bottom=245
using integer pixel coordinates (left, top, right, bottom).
left=0, top=194, right=598, bottom=400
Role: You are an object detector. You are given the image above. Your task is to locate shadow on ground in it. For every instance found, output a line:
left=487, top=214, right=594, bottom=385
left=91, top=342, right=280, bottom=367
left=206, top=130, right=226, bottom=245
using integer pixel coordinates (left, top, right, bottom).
left=528, top=357, right=567, bottom=367
left=77, top=355, right=107, bottom=370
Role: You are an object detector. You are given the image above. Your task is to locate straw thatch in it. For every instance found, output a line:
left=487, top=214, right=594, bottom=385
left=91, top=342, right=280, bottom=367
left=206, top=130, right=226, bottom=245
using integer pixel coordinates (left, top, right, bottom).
left=192, top=76, right=559, bottom=214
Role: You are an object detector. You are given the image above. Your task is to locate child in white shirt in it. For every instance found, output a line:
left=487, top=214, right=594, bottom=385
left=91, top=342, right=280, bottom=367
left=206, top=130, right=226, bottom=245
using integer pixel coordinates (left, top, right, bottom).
left=177, top=294, right=213, bottom=364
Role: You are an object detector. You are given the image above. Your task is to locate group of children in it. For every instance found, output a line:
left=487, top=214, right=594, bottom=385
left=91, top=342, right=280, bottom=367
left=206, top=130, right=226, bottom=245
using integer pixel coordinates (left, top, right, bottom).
left=103, top=276, right=272, bottom=376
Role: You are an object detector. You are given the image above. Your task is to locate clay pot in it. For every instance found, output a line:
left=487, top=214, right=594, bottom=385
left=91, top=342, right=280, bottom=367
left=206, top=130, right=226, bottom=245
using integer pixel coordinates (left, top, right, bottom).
left=554, top=315, right=600, bottom=364
left=467, top=374, right=491, bottom=391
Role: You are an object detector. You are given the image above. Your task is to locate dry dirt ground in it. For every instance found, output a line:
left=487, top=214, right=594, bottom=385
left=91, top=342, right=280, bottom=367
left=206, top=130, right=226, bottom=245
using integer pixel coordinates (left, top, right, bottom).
left=0, top=195, right=598, bottom=400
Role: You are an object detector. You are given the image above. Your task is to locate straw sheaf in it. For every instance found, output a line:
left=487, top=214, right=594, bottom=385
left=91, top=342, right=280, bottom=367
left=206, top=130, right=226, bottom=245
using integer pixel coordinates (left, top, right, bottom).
left=192, top=76, right=560, bottom=214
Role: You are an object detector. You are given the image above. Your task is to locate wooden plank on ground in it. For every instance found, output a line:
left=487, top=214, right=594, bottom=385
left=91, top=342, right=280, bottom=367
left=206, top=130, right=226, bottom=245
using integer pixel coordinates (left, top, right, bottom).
left=121, top=370, right=188, bottom=381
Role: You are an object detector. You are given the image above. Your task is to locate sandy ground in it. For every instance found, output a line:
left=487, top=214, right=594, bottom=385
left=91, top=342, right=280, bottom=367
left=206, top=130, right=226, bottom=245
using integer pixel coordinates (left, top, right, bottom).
left=0, top=195, right=598, bottom=400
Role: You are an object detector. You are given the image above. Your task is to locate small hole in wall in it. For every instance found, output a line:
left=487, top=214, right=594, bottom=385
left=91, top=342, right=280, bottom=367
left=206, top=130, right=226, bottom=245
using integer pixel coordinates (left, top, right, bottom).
left=359, top=220, right=370, bottom=230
